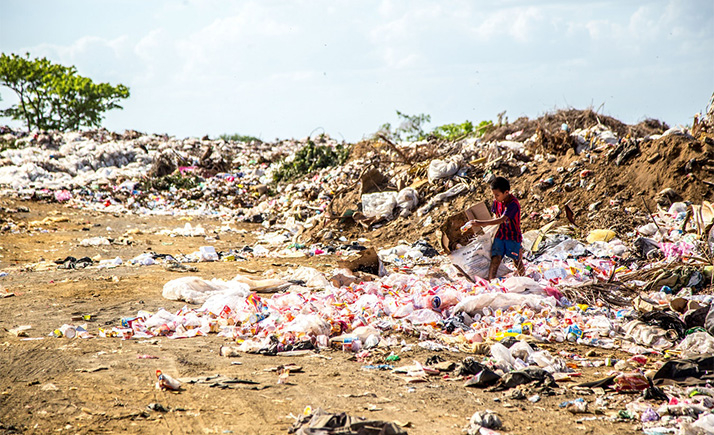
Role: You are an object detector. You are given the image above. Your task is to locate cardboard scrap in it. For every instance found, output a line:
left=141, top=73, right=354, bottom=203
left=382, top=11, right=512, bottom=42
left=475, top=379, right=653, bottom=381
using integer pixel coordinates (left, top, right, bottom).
left=439, top=201, right=492, bottom=253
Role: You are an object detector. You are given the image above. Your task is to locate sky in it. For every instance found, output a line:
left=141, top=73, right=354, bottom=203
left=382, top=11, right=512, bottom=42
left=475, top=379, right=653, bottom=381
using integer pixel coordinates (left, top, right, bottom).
left=1, top=0, right=713, bottom=142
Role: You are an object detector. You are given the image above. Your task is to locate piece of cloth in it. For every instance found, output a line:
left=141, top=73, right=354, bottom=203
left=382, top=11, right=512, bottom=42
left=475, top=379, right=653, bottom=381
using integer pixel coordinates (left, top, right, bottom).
left=652, top=356, right=714, bottom=386
left=491, top=195, right=522, bottom=242
left=487, top=367, right=557, bottom=392
left=491, top=237, right=521, bottom=260
left=288, top=408, right=408, bottom=435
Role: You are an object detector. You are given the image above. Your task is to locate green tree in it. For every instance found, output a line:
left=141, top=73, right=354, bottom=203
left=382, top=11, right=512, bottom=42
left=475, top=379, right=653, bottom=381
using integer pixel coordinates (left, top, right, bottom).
left=0, top=53, right=129, bottom=131
left=378, top=110, right=431, bottom=142
left=273, top=141, right=351, bottom=183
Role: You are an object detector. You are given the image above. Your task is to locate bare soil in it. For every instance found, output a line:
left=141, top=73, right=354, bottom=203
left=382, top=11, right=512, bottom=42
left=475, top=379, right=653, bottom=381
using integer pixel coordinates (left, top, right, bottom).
left=0, top=199, right=649, bottom=435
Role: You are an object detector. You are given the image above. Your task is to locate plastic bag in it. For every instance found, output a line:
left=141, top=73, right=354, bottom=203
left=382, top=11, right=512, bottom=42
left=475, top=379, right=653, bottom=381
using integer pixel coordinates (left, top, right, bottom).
left=417, top=183, right=468, bottom=216
left=586, top=229, right=616, bottom=243
left=362, top=191, right=397, bottom=220
left=502, top=276, right=545, bottom=295
left=287, top=266, right=331, bottom=288
left=405, top=309, right=443, bottom=325
left=509, top=340, right=534, bottom=360
left=454, top=292, right=556, bottom=315
left=427, top=157, right=460, bottom=182
left=162, top=276, right=250, bottom=304
left=675, top=332, right=714, bottom=359
left=396, top=187, right=419, bottom=211
left=285, top=314, right=330, bottom=336
left=490, top=342, right=515, bottom=371
left=624, top=320, right=675, bottom=350
left=200, top=293, right=247, bottom=315
left=544, top=239, right=585, bottom=260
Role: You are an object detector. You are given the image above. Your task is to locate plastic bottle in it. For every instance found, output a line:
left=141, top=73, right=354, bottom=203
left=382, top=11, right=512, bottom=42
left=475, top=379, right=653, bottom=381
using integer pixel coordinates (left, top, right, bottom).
left=156, top=370, right=181, bottom=391
left=430, top=290, right=461, bottom=310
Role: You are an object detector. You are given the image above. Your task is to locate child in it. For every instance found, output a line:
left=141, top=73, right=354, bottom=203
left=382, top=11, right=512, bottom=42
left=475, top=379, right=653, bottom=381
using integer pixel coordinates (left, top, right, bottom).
left=463, top=176, right=525, bottom=280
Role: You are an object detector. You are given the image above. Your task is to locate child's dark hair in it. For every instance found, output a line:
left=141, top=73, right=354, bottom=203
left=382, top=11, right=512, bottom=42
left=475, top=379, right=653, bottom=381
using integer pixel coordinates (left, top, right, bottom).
left=490, top=176, right=510, bottom=192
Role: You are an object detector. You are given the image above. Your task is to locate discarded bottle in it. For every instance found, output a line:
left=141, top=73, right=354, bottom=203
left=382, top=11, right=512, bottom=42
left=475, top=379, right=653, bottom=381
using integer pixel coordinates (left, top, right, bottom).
left=155, top=370, right=181, bottom=391
left=430, top=291, right=460, bottom=310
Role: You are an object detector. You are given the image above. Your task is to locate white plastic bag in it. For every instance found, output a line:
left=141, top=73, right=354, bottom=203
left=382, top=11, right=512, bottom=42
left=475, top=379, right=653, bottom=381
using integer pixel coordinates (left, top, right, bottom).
left=502, top=276, right=545, bottom=295
left=287, top=266, right=331, bottom=288
left=427, top=157, right=460, bottom=182
left=162, top=276, right=250, bottom=304
left=396, top=187, right=419, bottom=211
left=490, top=342, right=515, bottom=371
left=417, top=183, right=468, bottom=216
left=454, top=292, right=556, bottom=315
left=405, top=308, right=443, bottom=325
left=284, top=314, right=331, bottom=336
left=675, top=332, right=714, bottom=358
left=361, top=191, right=397, bottom=220
left=449, top=225, right=509, bottom=279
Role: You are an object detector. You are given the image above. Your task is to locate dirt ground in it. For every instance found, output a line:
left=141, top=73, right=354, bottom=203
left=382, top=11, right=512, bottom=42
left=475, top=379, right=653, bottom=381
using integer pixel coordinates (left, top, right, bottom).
left=1, top=199, right=648, bottom=435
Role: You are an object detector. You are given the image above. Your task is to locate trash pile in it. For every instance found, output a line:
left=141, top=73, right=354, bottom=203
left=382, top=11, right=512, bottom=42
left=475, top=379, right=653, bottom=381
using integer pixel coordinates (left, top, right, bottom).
left=2, top=102, right=714, bottom=434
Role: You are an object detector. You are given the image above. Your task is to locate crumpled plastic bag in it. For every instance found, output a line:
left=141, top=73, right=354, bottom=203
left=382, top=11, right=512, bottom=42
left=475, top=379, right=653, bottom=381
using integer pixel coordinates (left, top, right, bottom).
left=284, top=314, right=331, bottom=336
left=427, top=156, right=462, bottom=182
left=396, top=187, right=418, bottom=212
left=454, top=292, right=556, bottom=314
left=586, top=229, right=615, bottom=243
left=361, top=191, right=397, bottom=220
left=162, top=276, right=250, bottom=304
left=286, top=266, right=332, bottom=288
left=502, top=276, right=546, bottom=295
left=676, top=331, right=714, bottom=359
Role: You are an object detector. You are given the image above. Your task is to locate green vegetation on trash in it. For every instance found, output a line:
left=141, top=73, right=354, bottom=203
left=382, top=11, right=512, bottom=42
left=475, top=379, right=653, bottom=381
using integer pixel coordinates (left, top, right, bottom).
left=219, top=133, right=263, bottom=143
left=430, top=120, right=494, bottom=141
left=273, top=140, right=351, bottom=183
left=377, top=110, right=494, bottom=142
left=0, top=53, right=130, bottom=131
left=140, top=173, right=201, bottom=191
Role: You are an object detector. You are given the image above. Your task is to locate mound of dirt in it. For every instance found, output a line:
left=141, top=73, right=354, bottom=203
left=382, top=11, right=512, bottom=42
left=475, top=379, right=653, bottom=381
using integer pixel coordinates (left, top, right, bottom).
left=483, top=108, right=630, bottom=142
left=308, top=108, right=714, bottom=251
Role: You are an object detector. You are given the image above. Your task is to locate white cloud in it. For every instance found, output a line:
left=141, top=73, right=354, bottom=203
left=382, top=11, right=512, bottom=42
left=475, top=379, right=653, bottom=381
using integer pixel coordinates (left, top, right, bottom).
left=1, top=0, right=711, bottom=139
left=471, top=7, right=544, bottom=42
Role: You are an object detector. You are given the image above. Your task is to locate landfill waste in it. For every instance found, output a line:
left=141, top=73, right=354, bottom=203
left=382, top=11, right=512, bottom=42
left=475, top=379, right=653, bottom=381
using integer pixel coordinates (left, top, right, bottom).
left=2, top=104, right=714, bottom=433
left=465, top=410, right=502, bottom=434
left=155, top=370, right=181, bottom=391
left=287, top=407, right=408, bottom=435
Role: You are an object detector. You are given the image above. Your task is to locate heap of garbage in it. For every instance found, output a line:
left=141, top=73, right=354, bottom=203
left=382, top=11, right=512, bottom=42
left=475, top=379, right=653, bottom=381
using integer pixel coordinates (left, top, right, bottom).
left=2, top=101, right=714, bottom=434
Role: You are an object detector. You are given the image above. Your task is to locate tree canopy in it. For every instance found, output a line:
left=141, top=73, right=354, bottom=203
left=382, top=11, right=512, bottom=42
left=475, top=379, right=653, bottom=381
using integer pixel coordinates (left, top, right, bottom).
left=0, top=53, right=130, bottom=131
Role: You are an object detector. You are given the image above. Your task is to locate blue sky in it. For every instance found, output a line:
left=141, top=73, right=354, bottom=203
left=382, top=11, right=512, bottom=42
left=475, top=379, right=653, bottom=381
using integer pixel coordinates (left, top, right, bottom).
left=1, top=0, right=712, bottom=141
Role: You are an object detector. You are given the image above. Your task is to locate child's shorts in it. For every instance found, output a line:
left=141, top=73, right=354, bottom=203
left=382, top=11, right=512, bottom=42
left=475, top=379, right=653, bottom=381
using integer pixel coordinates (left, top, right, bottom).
left=491, top=238, right=521, bottom=260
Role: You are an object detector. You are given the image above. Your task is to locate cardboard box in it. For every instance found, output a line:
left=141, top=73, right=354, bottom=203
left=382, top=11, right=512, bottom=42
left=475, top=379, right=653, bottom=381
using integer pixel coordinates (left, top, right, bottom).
left=438, top=201, right=492, bottom=253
